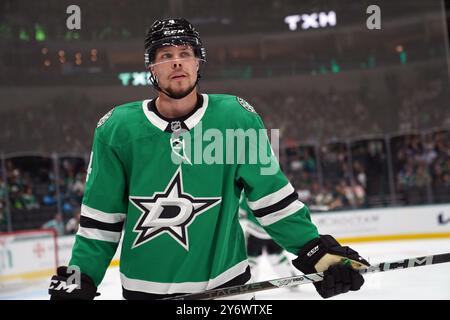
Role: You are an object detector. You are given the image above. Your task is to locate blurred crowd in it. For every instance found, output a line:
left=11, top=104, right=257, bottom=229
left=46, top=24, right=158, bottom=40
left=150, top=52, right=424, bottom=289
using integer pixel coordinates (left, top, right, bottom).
left=252, top=77, right=448, bottom=144
left=283, top=130, right=449, bottom=211
left=254, top=89, right=382, bottom=144
left=0, top=157, right=86, bottom=233
left=393, top=131, right=450, bottom=204
left=4, top=159, right=85, bottom=212
left=285, top=144, right=372, bottom=212
left=0, top=94, right=108, bottom=154
left=0, top=0, right=449, bottom=236
left=1, top=75, right=448, bottom=154
left=1, top=128, right=448, bottom=233
left=0, top=75, right=449, bottom=232
left=0, top=179, right=7, bottom=229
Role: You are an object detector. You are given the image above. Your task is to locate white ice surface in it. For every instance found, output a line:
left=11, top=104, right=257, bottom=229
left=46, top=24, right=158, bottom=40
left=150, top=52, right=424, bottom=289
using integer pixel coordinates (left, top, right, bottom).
left=1, top=238, right=449, bottom=300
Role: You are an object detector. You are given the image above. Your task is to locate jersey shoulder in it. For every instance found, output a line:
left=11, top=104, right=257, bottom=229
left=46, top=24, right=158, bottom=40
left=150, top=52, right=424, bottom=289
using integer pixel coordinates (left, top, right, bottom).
left=206, top=94, right=261, bottom=128
left=94, top=100, right=146, bottom=146
left=207, top=94, right=257, bottom=115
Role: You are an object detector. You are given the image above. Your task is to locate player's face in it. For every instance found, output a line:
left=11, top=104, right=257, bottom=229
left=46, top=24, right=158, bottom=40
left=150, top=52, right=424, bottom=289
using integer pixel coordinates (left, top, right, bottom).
left=151, top=45, right=199, bottom=99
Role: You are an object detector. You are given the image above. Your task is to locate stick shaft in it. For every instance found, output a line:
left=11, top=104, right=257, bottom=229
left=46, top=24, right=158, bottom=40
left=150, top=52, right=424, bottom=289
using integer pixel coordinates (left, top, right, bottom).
left=166, top=253, right=450, bottom=300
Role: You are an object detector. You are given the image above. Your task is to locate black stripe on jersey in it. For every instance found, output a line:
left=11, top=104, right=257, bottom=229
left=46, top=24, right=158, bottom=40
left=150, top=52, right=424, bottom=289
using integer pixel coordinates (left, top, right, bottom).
left=251, top=191, right=298, bottom=218
left=122, top=266, right=251, bottom=300
left=79, top=216, right=124, bottom=232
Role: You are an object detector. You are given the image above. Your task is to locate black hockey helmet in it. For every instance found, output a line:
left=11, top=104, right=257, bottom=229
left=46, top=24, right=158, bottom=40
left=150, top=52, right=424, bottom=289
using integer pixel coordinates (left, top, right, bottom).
left=144, top=18, right=206, bottom=89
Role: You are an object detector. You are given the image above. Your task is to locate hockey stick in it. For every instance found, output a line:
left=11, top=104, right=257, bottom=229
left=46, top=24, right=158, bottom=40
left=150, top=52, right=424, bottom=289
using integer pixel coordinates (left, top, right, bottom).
left=165, top=252, right=450, bottom=300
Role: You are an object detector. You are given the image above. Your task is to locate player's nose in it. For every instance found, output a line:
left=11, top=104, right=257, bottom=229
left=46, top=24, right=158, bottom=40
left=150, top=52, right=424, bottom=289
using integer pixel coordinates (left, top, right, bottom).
left=172, top=61, right=182, bottom=69
left=172, top=56, right=183, bottom=69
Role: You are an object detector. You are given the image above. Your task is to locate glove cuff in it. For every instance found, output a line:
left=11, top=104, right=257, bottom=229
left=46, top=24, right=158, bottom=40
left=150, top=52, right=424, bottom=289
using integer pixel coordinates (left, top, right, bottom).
left=292, top=235, right=328, bottom=274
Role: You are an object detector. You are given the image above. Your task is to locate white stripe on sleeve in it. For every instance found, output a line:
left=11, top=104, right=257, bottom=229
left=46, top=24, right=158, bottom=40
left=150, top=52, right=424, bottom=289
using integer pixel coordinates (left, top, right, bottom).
left=81, top=204, right=126, bottom=223
left=77, top=226, right=122, bottom=243
left=256, top=200, right=305, bottom=226
left=247, top=183, right=295, bottom=211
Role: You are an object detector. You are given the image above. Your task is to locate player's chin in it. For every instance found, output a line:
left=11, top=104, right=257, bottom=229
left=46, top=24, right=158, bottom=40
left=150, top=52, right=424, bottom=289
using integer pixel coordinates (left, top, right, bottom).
left=173, top=82, right=195, bottom=92
left=165, top=85, right=195, bottom=99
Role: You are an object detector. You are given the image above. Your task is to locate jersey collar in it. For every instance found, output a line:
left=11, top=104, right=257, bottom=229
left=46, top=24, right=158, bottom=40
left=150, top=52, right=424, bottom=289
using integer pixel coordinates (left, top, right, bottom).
left=142, top=94, right=209, bottom=132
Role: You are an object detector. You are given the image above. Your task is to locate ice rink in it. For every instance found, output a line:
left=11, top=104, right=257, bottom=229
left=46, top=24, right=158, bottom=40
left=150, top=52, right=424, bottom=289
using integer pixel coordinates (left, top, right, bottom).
left=1, top=238, right=449, bottom=300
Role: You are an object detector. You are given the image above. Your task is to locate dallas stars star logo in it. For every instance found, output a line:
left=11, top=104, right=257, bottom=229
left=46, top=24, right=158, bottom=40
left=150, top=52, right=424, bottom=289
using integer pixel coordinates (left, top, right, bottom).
left=129, top=167, right=221, bottom=250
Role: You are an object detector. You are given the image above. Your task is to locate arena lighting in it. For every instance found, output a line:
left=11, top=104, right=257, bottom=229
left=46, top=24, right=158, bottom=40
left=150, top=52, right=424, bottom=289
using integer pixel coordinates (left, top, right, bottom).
left=284, top=11, right=337, bottom=31
left=35, top=24, right=46, bottom=41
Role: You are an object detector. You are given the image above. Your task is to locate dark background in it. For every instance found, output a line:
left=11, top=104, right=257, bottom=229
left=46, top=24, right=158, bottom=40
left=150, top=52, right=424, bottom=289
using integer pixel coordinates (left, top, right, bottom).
left=0, top=0, right=449, bottom=231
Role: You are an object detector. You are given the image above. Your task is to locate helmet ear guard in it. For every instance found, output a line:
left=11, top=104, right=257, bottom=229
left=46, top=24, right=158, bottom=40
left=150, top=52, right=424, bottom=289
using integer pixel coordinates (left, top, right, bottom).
left=144, top=18, right=206, bottom=89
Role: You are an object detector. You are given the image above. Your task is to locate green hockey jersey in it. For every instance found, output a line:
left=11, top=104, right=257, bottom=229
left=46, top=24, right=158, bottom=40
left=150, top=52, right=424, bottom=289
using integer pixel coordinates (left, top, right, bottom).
left=70, top=93, right=319, bottom=299
left=239, top=192, right=272, bottom=240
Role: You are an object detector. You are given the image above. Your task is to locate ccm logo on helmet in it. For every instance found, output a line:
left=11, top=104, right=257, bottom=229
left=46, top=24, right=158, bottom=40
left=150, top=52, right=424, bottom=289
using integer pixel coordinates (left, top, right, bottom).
left=164, top=30, right=185, bottom=36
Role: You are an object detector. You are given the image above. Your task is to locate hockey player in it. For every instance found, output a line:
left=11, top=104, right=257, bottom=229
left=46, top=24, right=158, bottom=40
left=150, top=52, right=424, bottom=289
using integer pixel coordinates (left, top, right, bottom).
left=49, top=18, right=369, bottom=300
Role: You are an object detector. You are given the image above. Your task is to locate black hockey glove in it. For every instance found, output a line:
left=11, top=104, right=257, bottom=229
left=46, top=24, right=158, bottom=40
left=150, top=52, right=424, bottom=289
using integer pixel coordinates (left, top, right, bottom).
left=49, top=266, right=100, bottom=300
left=292, top=235, right=370, bottom=299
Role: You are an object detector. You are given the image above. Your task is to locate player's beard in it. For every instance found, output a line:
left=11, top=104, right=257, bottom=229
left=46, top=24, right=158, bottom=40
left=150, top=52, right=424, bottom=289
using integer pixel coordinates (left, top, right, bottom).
left=161, top=81, right=197, bottom=100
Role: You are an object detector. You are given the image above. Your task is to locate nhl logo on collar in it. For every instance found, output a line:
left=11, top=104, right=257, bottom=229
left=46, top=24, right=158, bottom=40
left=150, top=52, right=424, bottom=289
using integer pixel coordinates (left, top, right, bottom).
left=170, top=121, right=182, bottom=132
left=237, top=97, right=256, bottom=113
